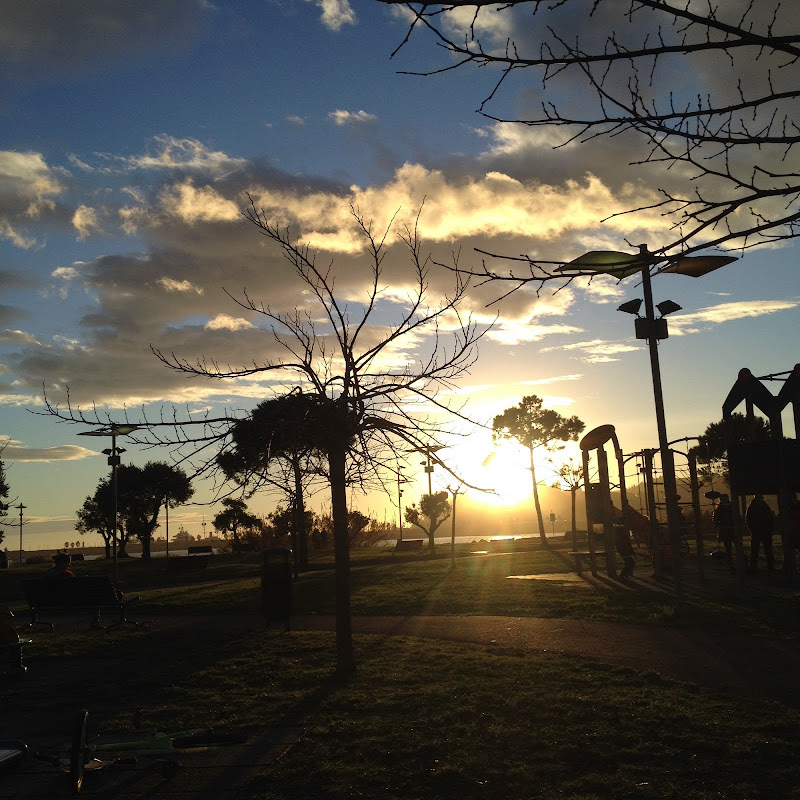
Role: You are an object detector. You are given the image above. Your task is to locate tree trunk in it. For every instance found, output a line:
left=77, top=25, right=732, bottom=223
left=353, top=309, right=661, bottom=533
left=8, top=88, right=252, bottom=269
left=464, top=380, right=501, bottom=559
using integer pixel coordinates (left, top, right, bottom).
left=292, top=457, right=308, bottom=569
left=329, top=443, right=355, bottom=678
left=529, top=446, right=546, bottom=543
left=141, top=534, right=152, bottom=559
left=570, top=487, right=577, bottom=535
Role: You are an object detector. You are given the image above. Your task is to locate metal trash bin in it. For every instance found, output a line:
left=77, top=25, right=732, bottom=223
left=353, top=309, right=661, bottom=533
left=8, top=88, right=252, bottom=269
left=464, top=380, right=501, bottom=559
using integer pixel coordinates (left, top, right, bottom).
left=261, top=547, right=292, bottom=631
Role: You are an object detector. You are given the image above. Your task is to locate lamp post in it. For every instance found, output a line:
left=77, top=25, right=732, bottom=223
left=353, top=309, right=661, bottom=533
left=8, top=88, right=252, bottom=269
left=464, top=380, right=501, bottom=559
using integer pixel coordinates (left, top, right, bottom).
left=78, top=423, right=141, bottom=585
left=14, top=503, right=25, bottom=567
left=562, top=245, right=737, bottom=611
left=447, top=484, right=463, bottom=569
left=396, top=473, right=407, bottom=542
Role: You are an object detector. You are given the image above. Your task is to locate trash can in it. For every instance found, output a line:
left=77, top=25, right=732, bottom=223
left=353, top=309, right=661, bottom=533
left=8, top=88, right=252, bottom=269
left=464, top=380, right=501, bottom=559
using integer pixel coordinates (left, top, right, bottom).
left=261, top=547, right=292, bottom=631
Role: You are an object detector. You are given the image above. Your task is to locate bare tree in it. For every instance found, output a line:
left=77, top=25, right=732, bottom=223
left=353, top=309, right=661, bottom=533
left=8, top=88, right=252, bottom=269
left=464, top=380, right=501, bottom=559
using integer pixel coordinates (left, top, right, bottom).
left=42, top=200, right=488, bottom=676
left=382, top=1, right=800, bottom=254
left=150, top=202, right=488, bottom=677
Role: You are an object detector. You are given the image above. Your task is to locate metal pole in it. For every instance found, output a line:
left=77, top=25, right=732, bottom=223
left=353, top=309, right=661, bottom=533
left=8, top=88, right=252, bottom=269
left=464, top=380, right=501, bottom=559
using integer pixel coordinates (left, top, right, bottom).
left=111, top=430, right=118, bottom=586
left=639, top=247, right=684, bottom=610
left=165, top=500, right=169, bottom=558
left=397, top=474, right=404, bottom=542
left=15, top=503, right=25, bottom=567
left=426, top=448, right=433, bottom=496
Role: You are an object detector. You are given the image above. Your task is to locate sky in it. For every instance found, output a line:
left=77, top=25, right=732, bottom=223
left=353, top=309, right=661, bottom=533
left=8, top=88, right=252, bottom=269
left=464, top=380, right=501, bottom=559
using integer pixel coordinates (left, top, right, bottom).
left=1, top=0, right=798, bottom=551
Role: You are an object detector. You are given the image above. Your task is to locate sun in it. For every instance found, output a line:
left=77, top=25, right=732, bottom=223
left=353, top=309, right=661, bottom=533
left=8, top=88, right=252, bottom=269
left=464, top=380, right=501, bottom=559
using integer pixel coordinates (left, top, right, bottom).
left=447, top=435, right=549, bottom=509
left=444, top=431, right=582, bottom=510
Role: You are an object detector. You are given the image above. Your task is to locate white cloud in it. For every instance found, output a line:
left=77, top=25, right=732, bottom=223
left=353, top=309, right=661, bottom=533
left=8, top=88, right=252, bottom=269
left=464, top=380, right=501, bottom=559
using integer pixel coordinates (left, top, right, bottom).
left=327, top=109, right=378, bottom=126
left=158, top=277, right=204, bottom=294
left=204, top=314, right=255, bottom=331
left=157, top=181, right=240, bottom=225
left=668, top=299, right=799, bottom=334
left=543, top=338, right=640, bottom=363
left=0, top=329, right=40, bottom=346
left=103, top=136, right=247, bottom=178
left=72, top=204, right=100, bottom=238
left=0, top=150, right=64, bottom=248
left=521, top=374, right=583, bottom=385
left=305, top=0, right=356, bottom=32
left=487, top=322, right=583, bottom=346
left=0, top=442, right=98, bottom=462
left=286, top=115, right=306, bottom=128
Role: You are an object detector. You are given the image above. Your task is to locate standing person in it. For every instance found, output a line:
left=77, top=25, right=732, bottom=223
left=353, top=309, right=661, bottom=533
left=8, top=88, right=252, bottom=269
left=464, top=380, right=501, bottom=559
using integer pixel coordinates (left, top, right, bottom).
left=713, top=494, right=735, bottom=572
left=746, top=494, right=775, bottom=572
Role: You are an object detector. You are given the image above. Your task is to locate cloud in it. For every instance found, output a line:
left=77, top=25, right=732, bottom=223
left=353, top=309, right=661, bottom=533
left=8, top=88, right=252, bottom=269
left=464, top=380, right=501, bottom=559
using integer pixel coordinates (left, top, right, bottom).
left=521, top=374, right=583, bottom=386
left=205, top=315, right=254, bottom=331
left=72, top=205, right=101, bottom=238
left=0, top=1, right=203, bottom=80
left=286, top=116, right=307, bottom=128
left=543, top=339, right=640, bottom=364
left=158, top=278, right=204, bottom=294
left=0, top=136, right=790, bottom=417
left=0, top=442, right=98, bottom=462
left=0, top=150, right=64, bottom=248
left=111, top=136, right=248, bottom=178
left=487, top=322, right=583, bottom=346
left=304, top=0, right=356, bottom=32
left=327, top=110, right=378, bottom=126
left=668, top=299, right=800, bottom=334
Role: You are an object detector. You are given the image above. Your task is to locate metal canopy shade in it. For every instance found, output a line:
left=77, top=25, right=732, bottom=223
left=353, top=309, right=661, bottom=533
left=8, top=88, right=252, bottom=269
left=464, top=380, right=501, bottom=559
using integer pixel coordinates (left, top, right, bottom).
left=580, top=424, right=616, bottom=451
left=78, top=424, right=141, bottom=437
left=658, top=255, right=738, bottom=277
left=557, top=250, right=645, bottom=278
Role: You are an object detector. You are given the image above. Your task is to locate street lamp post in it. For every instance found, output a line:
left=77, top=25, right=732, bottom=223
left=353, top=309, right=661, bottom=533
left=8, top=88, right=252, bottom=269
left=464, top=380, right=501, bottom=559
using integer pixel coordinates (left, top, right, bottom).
left=78, top=423, right=141, bottom=585
left=447, top=484, right=463, bottom=569
left=15, top=503, right=25, bottom=567
left=397, top=473, right=406, bottom=542
left=562, top=245, right=737, bottom=611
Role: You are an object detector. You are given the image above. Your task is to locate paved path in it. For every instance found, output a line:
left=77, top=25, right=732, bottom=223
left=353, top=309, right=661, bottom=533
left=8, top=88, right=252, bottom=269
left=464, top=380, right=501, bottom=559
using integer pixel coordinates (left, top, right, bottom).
left=293, top=613, right=800, bottom=708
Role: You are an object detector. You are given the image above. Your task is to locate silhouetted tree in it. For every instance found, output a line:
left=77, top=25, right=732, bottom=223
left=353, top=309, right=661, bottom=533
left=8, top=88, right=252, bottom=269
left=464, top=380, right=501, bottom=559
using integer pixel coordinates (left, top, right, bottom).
left=75, top=490, right=114, bottom=559
left=76, top=462, right=193, bottom=559
left=691, top=411, right=771, bottom=483
left=217, top=394, right=326, bottom=568
left=149, top=202, right=488, bottom=677
left=405, top=491, right=451, bottom=553
left=384, top=1, right=800, bottom=253
left=555, top=461, right=585, bottom=535
left=213, top=497, right=261, bottom=552
left=493, top=396, right=584, bottom=543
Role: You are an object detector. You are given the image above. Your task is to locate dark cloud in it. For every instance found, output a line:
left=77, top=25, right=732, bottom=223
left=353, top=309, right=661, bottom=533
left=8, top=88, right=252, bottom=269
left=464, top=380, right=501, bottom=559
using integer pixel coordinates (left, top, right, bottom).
left=0, top=0, right=204, bottom=84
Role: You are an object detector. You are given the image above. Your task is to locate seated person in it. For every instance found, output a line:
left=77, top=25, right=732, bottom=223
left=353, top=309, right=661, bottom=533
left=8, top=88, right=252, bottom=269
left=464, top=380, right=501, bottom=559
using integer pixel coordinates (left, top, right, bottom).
left=45, top=551, right=76, bottom=579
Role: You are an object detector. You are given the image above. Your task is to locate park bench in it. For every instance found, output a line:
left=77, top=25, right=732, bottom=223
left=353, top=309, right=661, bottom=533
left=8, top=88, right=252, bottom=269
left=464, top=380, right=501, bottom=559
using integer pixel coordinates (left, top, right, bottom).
left=393, top=539, right=424, bottom=554
left=166, top=546, right=211, bottom=572
left=21, top=576, right=139, bottom=631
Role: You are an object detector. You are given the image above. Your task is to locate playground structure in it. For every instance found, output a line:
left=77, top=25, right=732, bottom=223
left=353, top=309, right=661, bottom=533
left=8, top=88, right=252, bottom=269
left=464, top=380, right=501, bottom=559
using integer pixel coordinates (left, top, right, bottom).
left=723, top=365, right=800, bottom=579
left=576, top=364, right=800, bottom=581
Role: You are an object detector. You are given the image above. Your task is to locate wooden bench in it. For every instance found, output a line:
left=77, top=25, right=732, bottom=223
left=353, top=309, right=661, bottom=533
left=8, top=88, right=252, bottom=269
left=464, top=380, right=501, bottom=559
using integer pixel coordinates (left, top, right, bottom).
left=187, top=545, right=213, bottom=556
left=167, top=555, right=210, bottom=572
left=21, top=576, right=139, bottom=631
left=394, top=539, right=424, bottom=554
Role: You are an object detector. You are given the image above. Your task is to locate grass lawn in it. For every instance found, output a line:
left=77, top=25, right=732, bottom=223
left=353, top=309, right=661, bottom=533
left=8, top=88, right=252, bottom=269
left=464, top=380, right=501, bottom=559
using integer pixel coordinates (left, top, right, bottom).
left=5, top=625, right=800, bottom=799
left=2, top=544, right=800, bottom=798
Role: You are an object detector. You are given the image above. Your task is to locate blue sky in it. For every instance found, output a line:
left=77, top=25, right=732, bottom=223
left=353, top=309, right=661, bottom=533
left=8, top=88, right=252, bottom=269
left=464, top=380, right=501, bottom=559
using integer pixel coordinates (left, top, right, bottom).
left=1, top=1, right=797, bottom=550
